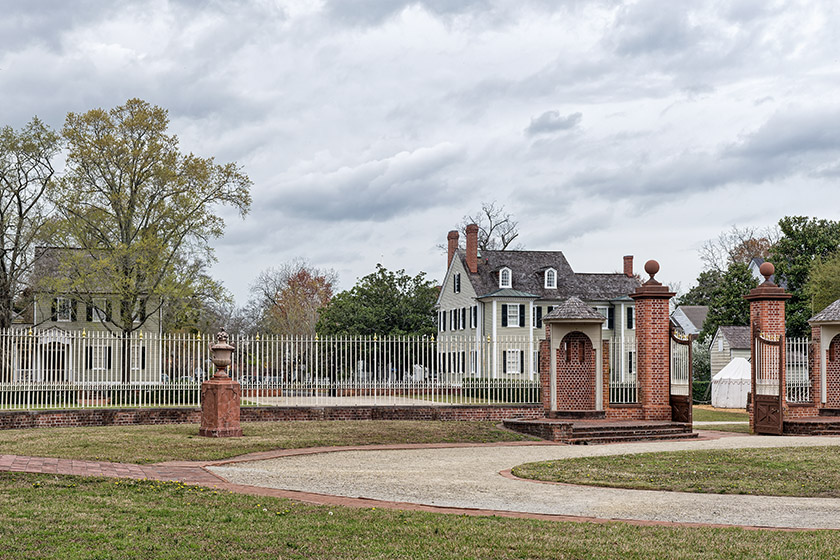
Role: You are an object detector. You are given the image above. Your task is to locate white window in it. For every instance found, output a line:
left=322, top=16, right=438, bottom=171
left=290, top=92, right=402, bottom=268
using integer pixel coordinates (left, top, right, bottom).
left=94, top=298, right=110, bottom=322
left=504, top=349, right=523, bottom=374
left=499, top=267, right=512, bottom=288
left=507, top=304, right=519, bottom=327
left=533, top=350, right=539, bottom=374
left=54, top=297, right=72, bottom=322
left=470, top=351, right=477, bottom=374
left=545, top=268, right=557, bottom=289
left=596, top=306, right=609, bottom=330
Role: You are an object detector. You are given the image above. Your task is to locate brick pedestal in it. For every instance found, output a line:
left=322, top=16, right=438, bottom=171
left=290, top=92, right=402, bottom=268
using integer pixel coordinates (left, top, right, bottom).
left=630, top=261, right=675, bottom=421
left=199, top=375, right=243, bottom=437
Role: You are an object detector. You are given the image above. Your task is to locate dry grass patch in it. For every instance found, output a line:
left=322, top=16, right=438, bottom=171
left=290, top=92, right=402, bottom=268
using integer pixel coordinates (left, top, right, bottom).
left=513, top=446, right=840, bottom=497
left=0, top=421, right=535, bottom=464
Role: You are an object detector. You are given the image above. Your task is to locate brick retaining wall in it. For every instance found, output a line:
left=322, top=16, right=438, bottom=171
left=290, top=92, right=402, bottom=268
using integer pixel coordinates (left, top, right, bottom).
left=0, top=405, right=544, bottom=431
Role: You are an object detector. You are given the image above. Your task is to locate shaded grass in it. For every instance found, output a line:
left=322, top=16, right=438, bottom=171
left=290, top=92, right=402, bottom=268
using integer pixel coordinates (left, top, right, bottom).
left=2, top=472, right=840, bottom=559
left=693, top=406, right=749, bottom=422
left=0, top=421, right=535, bottom=464
left=513, top=446, right=840, bottom=497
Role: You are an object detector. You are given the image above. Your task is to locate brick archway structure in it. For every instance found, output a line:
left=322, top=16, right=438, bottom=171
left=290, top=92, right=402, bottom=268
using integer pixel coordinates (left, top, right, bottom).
left=556, top=332, right=596, bottom=411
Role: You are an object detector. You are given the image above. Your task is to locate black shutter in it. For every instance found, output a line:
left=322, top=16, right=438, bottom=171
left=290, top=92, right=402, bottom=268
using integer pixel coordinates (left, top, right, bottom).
left=536, top=306, right=543, bottom=329
left=51, top=298, right=58, bottom=321
left=519, top=304, right=525, bottom=327
left=70, top=300, right=78, bottom=322
left=106, top=347, right=113, bottom=370
left=501, top=304, right=508, bottom=327
left=86, top=304, right=93, bottom=322
left=106, top=301, right=113, bottom=322
left=608, top=307, right=615, bottom=330
left=461, top=308, right=466, bottom=330
left=473, top=306, right=478, bottom=329
left=520, top=350, right=524, bottom=374
left=502, top=350, right=508, bottom=373
left=627, top=307, right=634, bottom=329
left=85, top=347, right=93, bottom=369
left=141, top=347, right=146, bottom=370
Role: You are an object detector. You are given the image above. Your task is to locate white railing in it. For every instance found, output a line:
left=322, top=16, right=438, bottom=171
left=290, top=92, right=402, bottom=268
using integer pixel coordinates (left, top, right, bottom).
left=786, top=337, right=811, bottom=403
left=0, top=329, right=541, bottom=410
left=608, top=333, right=637, bottom=404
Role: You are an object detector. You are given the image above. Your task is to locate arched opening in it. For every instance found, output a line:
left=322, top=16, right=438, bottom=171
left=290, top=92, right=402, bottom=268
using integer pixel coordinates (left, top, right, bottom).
left=556, top=331, right=596, bottom=410
left=827, top=335, right=840, bottom=407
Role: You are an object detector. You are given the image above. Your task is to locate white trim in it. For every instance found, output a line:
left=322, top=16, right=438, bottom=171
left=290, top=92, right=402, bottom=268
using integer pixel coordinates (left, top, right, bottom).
left=492, top=301, right=498, bottom=379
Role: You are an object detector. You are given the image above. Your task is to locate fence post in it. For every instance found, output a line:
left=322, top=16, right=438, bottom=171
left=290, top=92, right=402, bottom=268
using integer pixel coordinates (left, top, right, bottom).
left=199, top=329, right=243, bottom=437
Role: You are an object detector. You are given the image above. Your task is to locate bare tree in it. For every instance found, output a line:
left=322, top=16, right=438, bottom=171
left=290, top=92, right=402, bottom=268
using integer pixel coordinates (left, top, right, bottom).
left=458, top=201, right=522, bottom=252
left=249, top=259, right=338, bottom=335
left=0, top=117, right=60, bottom=329
left=698, top=225, right=779, bottom=272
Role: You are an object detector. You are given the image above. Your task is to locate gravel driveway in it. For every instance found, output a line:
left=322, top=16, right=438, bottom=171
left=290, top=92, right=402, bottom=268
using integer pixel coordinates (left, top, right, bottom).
left=208, top=435, right=840, bottom=529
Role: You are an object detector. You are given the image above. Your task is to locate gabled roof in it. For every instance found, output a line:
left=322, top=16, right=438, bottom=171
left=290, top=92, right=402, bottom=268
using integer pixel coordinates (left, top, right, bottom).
left=672, top=305, right=709, bottom=333
left=715, top=326, right=751, bottom=350
left=544, top=297, right=605, bottom=322
left=810, top=299, right=840, bottom=323
left=462, top=250, right=639, bottom=301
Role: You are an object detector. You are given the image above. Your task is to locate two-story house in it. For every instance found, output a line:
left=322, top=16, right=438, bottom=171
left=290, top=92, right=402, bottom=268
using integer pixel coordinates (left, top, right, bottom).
left=436, top=225, right=640, bottom=380
left=13, top=247, right=163, bottom=384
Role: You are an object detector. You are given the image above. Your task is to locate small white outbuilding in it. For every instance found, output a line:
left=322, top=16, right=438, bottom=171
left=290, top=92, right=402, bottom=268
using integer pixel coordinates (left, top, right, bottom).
left=711, top=357, right=751, bottom=409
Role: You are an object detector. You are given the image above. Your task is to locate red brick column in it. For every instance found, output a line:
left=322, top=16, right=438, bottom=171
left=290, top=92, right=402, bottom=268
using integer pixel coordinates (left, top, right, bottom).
left=630, top=260, right=675, bottom=421
left=745, top=262, right=792, bottom=430
left=539, top=339, right=551, bottom=414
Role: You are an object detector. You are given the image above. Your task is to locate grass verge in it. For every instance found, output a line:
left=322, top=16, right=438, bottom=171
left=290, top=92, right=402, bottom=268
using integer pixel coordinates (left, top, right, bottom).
left=2, top=472, right=840, bottom=559
left=692, top=406, right=748, bottom=422
left=695, top=423, right=751, bottom=434
left=0, top=421, right=535, bottom=464
left=512, top=446, right=840, bottom=497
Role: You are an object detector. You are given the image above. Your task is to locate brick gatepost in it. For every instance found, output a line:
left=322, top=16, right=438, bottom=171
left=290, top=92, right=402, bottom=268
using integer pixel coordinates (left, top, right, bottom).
left=744, top=262, right=791, bottom=431
left=630, top=260, right=675, bottom=421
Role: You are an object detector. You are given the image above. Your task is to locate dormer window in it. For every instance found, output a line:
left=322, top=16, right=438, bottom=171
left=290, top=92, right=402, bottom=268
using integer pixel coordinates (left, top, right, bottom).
left=545, top=268, right=557, bottom=289
left=499, top=267, right=512, bottom=289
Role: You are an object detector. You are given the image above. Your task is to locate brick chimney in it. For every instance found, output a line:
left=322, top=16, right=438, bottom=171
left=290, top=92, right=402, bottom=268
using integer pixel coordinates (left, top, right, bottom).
left=623, top=255, right=634, bottom=277
left=447, top=230, right=459, bottom=268
left=465, top=223, right=479, bottom=273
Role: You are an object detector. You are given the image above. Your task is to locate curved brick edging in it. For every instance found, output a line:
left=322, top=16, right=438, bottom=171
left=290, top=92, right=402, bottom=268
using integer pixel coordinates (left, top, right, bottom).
left=0, top=404, right=543, bottom=431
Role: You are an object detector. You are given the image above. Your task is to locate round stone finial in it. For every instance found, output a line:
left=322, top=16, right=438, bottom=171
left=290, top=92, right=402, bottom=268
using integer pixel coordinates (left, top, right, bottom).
left=759, top=262, right=774, bottom=281
left=644, top=259, right=660, bottom=278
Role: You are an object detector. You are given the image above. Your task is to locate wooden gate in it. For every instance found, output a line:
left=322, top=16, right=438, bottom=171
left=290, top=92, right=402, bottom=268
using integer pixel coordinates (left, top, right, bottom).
left=753, top=330, right=784, bottom=434
left=669, top=329, right=693, bottom=424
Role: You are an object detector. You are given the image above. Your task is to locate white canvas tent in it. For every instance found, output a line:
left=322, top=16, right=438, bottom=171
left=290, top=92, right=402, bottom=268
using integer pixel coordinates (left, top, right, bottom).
left=711, top=357, right=750, bottom=409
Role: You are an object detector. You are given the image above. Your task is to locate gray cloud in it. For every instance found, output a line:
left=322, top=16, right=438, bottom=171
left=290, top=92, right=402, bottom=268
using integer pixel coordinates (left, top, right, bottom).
left=525, top=111, right=582, bottom=136
left=275, top=143, right=466, bottom=222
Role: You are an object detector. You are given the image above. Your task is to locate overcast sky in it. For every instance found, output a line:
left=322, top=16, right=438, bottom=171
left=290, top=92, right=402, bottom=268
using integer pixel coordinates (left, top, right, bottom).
left=3, top=0, right=840, bottom=304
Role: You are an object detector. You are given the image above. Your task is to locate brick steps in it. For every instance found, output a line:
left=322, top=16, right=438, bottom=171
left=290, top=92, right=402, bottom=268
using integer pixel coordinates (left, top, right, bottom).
left=503, top=418, right=696, bottom=444
left=784, top=418, right=840, bottom=435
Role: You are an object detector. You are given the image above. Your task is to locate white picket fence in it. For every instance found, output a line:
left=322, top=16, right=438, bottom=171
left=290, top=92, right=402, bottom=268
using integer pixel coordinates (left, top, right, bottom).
left=0, top=329, right=541, bottom=410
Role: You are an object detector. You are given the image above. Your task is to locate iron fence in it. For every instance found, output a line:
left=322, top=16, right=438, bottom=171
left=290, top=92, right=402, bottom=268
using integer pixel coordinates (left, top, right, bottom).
left=0, top=329, right=542, bottom=409
left=608, top=333, right=637, bottom=404
left=786, top=336, right=810, bottom=403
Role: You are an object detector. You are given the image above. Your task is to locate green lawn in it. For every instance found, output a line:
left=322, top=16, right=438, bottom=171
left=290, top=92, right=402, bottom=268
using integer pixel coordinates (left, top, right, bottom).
left=513, top=446, right=840, bottom=497
left=2, top=472, right=839, bottom=559
left=0, top=421, right=536, bottom=464
left=692, top=406, right=749, bottom=422
left=695, top=423, right=751, bottom=434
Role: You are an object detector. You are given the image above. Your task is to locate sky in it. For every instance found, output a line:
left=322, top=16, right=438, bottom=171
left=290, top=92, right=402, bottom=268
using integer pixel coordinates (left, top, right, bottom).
left=3, top=0, right=840, bottom=305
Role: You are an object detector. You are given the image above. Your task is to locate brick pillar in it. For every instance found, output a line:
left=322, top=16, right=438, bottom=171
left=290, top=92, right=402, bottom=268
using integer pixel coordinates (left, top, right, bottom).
left=200, top=330, right=243, bottom=437
left=539, top=338, right=551, bottom=414
left=630, top=260, right=675, bottom=421
left=744, top=262, right=791, bottom=431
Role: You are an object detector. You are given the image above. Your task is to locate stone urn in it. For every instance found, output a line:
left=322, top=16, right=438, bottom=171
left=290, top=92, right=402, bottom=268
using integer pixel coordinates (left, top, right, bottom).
left=199, top=329, right=243, bottom=437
